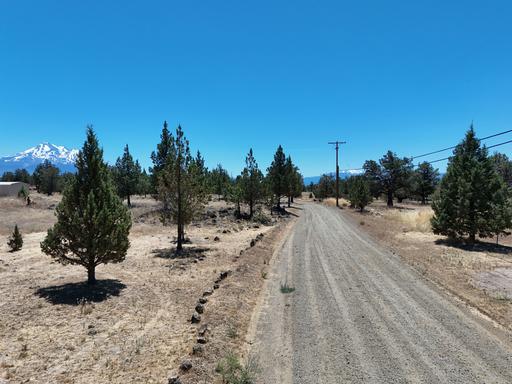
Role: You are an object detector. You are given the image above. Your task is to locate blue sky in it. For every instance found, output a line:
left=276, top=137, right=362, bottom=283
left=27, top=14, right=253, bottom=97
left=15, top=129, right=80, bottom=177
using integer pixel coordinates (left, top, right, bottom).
left=1, top=0, right=512, bottom=177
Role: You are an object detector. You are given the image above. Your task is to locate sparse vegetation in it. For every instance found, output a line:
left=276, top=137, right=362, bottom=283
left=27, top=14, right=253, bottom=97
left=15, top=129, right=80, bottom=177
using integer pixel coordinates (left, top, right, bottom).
left=280, top=282, right=295, bottom=294
left=215, top=353, right=257, bottom=384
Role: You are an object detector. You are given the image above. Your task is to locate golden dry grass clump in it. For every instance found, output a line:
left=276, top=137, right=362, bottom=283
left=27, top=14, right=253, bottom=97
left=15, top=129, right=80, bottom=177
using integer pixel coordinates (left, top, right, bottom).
left=384, top=208, right=434, bottom=233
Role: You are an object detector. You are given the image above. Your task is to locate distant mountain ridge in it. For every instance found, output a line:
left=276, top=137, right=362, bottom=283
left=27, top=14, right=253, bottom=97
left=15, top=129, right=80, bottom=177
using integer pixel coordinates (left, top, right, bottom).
left=303, top=169, right=363, bottom=185
left=0, top=142, right=79, bottom=173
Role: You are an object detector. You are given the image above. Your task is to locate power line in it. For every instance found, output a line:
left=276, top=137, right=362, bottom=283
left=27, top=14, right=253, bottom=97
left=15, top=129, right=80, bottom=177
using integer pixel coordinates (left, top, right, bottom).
left=339, top=133, right=512, bottom=173
left=328, top=140, right=346, bottom=207
left=412, top=129, right=512, bottom=160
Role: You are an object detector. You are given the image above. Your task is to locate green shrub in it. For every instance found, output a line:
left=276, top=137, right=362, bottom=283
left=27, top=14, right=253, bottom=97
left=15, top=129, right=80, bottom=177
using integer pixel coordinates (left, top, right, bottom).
left=215, top=353, right=257, bottom=384
left=8, top=224, right=23, bottom=252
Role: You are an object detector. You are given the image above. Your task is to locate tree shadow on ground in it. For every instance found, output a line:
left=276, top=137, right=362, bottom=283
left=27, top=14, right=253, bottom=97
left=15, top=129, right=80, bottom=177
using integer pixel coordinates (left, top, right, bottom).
left=435, top=238, right=512, bottom=255
left=152, top=246, right=210, bottom=259
left=35, top=279, right=126, bottom=305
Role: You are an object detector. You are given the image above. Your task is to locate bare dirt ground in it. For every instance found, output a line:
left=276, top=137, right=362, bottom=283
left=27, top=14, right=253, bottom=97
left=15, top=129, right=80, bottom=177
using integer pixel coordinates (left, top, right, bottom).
left=251, top=202, right=512, bottom=383
left=341, top=199, right=512, bottom=330
left=0, top=194, right=295, bottom=384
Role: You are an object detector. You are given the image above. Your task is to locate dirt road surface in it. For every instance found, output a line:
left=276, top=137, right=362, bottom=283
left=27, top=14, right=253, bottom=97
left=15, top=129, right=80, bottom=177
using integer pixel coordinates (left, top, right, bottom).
left=250, top=202, right=512, bottom=383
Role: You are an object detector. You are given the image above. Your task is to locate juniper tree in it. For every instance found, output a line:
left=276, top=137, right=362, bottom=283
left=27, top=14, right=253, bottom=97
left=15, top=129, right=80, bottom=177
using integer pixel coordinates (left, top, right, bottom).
left=240, top=148, right=264, bottom=218
left=431, top=126, right=512, bottom=243
left=41, top=127, right=132, bottom=284
left=113, top=144, right=141, bottom=207
left=364, top=152, right=412, bottom=206
left=8, top=224, right=23, bottom=252
left=363, top=160, right=382, bottom=198
left=157, top=125, right=208, bottom=252
left=316, top=174, right=335, bottom=198
left=33, top=160, right=60, bottom=195
left=413, top=162, right=439, bottom=204
left=347, top=176, right=372, bottom=212
left=267, top=145, right=287, bottom=208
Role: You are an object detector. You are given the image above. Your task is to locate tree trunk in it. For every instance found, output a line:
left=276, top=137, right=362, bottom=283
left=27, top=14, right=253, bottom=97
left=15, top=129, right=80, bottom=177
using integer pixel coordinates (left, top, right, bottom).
left=87, top=266, right=96, bottom=285
left=291, top=196, right=294, bottom=203
left=387, top=191, right=393, bottom=207
left=127, top=194, right=131, bottom=207
left=249, top=201, right=254, bottom=218
left=421, top=195, right=426, bottom=205
left=177, top=223, right=183, bottom=252
left=288, top=196, right=291, bottom=208
left=277, top=196, right=281, bottom=209
left=468, top=232, right=476, bottom=244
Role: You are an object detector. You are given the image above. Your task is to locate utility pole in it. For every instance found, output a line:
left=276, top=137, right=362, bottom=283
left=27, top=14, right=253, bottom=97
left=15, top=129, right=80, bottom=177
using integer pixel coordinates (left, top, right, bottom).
left=328, top=140, right=346, bottom=207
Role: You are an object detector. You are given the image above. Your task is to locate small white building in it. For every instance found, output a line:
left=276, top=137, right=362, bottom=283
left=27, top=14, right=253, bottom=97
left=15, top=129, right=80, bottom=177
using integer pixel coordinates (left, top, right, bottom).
left=0, top=182, right=30, bottom=197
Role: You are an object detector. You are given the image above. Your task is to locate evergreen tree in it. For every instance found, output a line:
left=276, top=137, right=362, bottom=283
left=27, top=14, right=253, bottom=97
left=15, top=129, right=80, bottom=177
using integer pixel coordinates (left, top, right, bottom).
left=228, top=176, right=244, bottom=218
left=138, top=169, right=152, bottom=197
left=150, top=121, right=174, bottom=192
left=157, top=125, right=208, bottom=252
left=7, top=224, right=23, bottom=252
left=1, top=171, right=15, bottom=182
left=316, top=174, right=335, bottom=198
left=33, top=160, right=60, bottom=195
left=209, top=164, right=231, bottom=197
left=267, top=145, right=287, bottom=208
left=240, top=148, right=264, bottom=218
left=285, top=156, right=294, bottom=207
left=491, top=152, right=512, bottom=187
left=113, top=144, right=141, bottom=207
left=413, top=162, right=439, bottom=204
left=41, top=127, right=131, bottom=284
left=348, top=176, right=372, bottom=212
left=431, top=126, right=512, bottom=242
left=362, top=160, right=382, bottom=198
left=14, top=169, right=31, bottom=184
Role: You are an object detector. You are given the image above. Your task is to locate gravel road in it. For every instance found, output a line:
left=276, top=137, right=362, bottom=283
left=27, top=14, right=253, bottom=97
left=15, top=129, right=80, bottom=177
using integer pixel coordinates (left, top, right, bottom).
left=250, top=203, right=512, bottom=383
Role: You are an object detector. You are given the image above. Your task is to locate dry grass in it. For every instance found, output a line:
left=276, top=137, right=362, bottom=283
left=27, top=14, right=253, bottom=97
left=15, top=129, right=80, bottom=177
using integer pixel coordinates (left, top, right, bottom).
left=323, top=197, right=350, bottom=207
left=383, top=207, right=433, bottom=233
left=342, top=198, right=512, bottom=330
left=0, top=193, right=290, bottom=384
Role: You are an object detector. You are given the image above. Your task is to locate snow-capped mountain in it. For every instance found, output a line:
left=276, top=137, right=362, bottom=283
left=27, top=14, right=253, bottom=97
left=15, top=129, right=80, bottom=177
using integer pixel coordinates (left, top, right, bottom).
left=0, top=142, right=79, bottom=173
left=303, top=169, right=364, bottom=185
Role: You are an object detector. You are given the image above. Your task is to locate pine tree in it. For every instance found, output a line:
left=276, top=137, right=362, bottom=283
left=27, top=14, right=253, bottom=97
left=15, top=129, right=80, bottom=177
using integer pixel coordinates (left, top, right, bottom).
left=7, top=224, right=23, bottom=252
left=267, top=145, right=287, bottom=208
left=41, top=127, right=131, bottom=284
left=240, top=148, right=264, bottom=218
left=150, top=121, right=174, bottom=192
left=491, top=152, right=512, bottom=187
left=157, top=125, right=208, bottom=252
left=228, top=176, right=243, bottom=218
left=431, top=126, right=512, bottom=243
left=348, top=176, right=372, bottom=212
left=138, top=169, right=152, bottom=197
left=209, top=164, right=231, bottom=197
left=113, top=144, right=141, bottom=207
left=413, top=162, right=439, bottom=204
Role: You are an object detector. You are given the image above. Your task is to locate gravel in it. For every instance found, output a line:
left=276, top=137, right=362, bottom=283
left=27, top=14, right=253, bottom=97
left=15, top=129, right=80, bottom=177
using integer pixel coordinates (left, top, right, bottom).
left=251, top=203, right=512, bottom=383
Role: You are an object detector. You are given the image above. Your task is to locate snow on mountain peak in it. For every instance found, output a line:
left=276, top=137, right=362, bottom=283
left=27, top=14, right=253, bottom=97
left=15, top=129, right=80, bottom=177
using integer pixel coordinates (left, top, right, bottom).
left=0, top=142, right=79, bottom=173
left=13, top=142, right=78, bottom=163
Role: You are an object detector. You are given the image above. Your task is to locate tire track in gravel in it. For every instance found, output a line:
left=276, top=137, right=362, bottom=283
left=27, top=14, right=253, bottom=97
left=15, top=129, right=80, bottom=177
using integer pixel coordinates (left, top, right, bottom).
left=251, top=202, right=512, bottom=384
